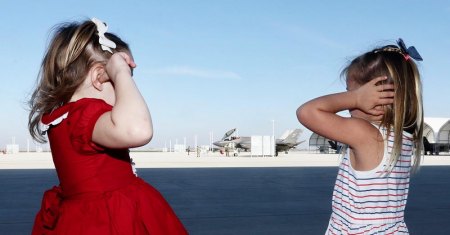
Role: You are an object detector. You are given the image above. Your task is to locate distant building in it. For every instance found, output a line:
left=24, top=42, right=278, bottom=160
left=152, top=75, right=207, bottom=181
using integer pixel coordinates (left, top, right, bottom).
left=173, top=144, right=187, bottom=152
left=308, top=133, right=334, bottom=153
left=6, top=144, right=19, bottom=154
left=251, top=136, right=274, bottom=156
left=423, top=117, right=450, bottom=154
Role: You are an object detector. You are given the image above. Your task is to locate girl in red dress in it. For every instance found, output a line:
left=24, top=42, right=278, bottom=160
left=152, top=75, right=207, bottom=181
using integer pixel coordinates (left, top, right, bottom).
left=28, top=18, right=188, bottom=235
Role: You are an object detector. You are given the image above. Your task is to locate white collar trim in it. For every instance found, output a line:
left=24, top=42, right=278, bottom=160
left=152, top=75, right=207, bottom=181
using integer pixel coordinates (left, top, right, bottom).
left=39, top=112, right=69, bottom=134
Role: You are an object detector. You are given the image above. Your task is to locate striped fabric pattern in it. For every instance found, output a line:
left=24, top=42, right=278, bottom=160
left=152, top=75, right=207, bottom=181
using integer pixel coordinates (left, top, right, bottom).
left=326, top=127, right=414, bottom=235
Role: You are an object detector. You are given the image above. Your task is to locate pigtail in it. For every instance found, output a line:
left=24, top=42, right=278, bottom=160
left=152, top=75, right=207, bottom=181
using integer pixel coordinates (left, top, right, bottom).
left=383, top=55, right=423, bottom=173
left=385, top=62, right=406, bottom=172
left=410, top=60, right=424, bottom=172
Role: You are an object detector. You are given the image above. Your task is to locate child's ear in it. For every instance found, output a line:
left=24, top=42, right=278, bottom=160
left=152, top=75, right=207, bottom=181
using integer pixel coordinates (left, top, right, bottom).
left=90, top=65, right=107, bottom=91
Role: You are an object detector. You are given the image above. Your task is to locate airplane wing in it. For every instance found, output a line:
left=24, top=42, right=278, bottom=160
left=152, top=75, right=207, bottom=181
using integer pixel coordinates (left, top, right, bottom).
left=276, top=140, right=305, bottom=148
left=295, top=140, right=305, bottom=146
left=236, top=137, right=251, bottom=150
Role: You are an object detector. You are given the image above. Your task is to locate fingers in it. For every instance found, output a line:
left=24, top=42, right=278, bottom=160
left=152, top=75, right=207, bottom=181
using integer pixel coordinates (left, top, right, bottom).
left=367, top=106, right=385, bottom=116
left=367, top=109, right=384, bottom=116
left=373, top=105, right=384, bottom=112
left=370, top=113, right=385, bottom=121
left=372, top=76, right=394, bottom=91
left=371, top=76, right=388, bottom=85
left=377, top=84, right=395, bottom=92
left=378, top=85, right=394, bottom=104
left=114, top=52, right=137, bottom=68
left=380, top=91, right=395, bottom=98
left=377, top=90, right=394, bottom=105
left=373, top=76, right=394, bottom=102
left=122, top=53, right=137, bottom=68
left=105, top=52, right=136, bottom=81
left=379, top=98, right=394, bottom=105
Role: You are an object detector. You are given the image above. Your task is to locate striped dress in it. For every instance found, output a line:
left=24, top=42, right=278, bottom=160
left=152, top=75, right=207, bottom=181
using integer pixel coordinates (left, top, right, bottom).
left=326, top=127, right=414, bottom=235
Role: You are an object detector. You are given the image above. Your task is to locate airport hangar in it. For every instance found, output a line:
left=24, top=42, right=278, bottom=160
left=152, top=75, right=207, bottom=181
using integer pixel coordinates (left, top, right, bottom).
left=308, top=117, right=450, bottom=154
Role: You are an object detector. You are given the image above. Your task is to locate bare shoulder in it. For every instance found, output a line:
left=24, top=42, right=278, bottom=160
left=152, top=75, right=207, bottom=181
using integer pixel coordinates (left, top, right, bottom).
left=349, top=120, right=385, bottom=171
left=346, top=118, right=383, bottom=148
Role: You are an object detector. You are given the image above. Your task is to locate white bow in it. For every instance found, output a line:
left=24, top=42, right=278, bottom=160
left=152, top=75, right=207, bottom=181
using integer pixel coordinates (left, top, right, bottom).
left=91, top=18, right=116, bottom=53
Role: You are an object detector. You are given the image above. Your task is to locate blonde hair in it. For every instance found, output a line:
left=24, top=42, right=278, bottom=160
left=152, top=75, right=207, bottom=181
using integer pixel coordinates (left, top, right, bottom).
left=28, top=19, right=130, bottom=143
left=342, top=44, right=424, bottom=172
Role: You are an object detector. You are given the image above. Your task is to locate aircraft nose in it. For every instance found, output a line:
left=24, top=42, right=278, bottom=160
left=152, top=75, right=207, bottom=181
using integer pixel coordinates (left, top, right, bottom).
left=213, top=141, right=221, bottom=147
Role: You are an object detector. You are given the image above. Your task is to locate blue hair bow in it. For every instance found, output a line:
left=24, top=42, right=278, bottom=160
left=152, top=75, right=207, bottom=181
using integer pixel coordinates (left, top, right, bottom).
left=397, top=38, right=423, bottom=61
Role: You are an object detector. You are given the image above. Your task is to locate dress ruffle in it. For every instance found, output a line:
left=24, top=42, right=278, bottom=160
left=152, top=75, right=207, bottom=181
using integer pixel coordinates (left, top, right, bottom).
left=33, top=186, right=63, bottom=232
left=33, top=178, right=188, bottom=235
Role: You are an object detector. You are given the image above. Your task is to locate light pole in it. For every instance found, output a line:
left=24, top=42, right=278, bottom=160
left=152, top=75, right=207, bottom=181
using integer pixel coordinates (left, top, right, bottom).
left=272, top=120, right=275, bottom=157
left=194, top=135, right=198, bottom=149
left=209, top=131, right=213, bottom=152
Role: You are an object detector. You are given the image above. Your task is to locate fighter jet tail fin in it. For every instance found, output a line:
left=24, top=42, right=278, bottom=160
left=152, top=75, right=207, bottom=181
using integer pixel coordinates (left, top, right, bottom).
left=281, top=129, right=303, bottom=143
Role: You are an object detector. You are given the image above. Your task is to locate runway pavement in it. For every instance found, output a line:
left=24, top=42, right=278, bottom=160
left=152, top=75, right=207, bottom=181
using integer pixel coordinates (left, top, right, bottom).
left=1, top=166, right=449, bottom=234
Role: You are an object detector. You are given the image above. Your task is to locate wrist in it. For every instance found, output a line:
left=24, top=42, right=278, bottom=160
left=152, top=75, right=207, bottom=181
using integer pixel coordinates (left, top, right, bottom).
left=347, top=90, right=359, bottom=110
left=110, top=71, right=133, bottom=83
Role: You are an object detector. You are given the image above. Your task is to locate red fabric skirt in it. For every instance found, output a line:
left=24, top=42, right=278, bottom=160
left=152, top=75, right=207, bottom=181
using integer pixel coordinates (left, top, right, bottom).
left=32, top=177, right=188, bottom=235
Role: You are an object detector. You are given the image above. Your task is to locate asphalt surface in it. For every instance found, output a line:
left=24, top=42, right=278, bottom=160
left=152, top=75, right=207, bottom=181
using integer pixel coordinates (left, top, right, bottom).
left=0, top=167, right=449, bottom=235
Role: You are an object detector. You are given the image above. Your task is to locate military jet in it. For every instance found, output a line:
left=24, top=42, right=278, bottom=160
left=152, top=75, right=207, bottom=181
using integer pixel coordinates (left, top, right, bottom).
left=213, top=128, right=304, bottom=156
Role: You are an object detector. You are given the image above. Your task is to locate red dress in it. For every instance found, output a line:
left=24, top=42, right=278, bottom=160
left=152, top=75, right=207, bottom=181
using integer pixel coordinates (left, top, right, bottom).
left=32, top=98, right=188, bottom=235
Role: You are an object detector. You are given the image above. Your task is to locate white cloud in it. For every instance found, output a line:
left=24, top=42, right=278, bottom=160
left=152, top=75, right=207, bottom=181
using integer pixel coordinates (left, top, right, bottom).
left=144, top=66, right=242, bottom=80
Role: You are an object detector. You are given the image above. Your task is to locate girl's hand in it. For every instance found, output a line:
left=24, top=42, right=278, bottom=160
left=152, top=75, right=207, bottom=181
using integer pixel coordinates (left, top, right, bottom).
left=354, top=76, right=395, bottom=116
left=103, top=52, right=137, bottom=83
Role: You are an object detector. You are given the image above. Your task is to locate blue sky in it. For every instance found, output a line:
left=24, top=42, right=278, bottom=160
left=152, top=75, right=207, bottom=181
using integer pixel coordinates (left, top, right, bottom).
left=1, top=0, right=449, bottom=150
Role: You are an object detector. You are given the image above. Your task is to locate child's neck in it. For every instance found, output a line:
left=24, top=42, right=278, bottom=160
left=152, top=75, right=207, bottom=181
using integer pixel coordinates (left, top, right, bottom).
left=70, top=87, right=101, bottom=103
left=70, top=84, right=104, bottom=102
left=70, top=83, right=113, bottom=105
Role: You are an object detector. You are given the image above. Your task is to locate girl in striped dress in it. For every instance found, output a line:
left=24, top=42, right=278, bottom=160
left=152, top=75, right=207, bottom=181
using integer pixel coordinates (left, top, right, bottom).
left=297, top=39, right=424, bottom=234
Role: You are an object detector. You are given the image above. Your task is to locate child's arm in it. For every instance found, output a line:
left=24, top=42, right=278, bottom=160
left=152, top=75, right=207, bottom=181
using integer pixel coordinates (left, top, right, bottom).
left=93, top=52, right=153, bottom=148
left=296, top=76, right=394, bottom=149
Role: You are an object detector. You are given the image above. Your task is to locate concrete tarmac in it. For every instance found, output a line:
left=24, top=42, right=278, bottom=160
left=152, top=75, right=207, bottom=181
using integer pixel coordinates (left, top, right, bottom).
left=1, top=167, right=449, bottom=235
